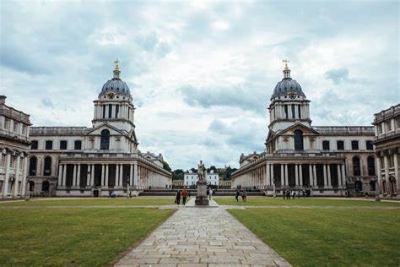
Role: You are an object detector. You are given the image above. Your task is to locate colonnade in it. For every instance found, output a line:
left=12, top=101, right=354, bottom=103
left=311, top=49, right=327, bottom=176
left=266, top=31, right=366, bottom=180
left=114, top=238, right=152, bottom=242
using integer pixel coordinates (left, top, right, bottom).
left=0, top=149, right=28, bottom=198
left=235, top=162, right=346, bottom=189
left=376, top=152, right=399, bottom=194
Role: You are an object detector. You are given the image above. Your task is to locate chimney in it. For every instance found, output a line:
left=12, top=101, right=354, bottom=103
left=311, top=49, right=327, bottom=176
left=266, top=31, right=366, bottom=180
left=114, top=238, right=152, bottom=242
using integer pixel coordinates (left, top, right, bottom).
left=0, top=95, right=6, bottom=105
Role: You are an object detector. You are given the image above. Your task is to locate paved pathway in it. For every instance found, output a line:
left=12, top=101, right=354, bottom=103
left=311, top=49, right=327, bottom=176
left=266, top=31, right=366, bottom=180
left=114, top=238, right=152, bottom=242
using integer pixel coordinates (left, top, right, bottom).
left=114, top=198, right=291, bottom=267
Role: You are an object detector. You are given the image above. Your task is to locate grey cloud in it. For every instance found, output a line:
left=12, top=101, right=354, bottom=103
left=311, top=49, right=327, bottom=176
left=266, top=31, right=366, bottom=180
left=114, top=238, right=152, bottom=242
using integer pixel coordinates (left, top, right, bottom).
left=180, top=85, right=266, bottom=114
left=325, top=68, right=349, bottom=84
left=41, top=97, right=55, bottom=108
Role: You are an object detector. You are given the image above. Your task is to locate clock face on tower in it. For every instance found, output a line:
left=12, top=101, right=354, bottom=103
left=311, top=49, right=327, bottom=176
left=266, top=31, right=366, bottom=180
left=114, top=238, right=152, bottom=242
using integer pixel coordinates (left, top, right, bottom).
left=107, top=92, right=115, bottom=99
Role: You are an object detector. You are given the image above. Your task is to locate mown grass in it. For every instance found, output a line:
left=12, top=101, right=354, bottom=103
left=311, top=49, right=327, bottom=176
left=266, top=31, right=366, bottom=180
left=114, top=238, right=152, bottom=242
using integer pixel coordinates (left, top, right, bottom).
left=229, top=208, right=400, bottom=267
left=214, top=196, right=400, bottom=207
left=0, top=208, right=175, bottom=266
left=0, top=196, right=176, bottom=206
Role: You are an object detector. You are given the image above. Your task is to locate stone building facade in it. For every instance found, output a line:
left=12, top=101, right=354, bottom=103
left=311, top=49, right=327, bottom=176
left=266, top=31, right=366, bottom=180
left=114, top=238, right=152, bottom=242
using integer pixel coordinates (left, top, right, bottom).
left=232, top=63, right=376, bottom=196
left=373, top=104, right=400, bottom=196
left=184, top=170, right=219, bottom=187
left=0, top=96, right=31, bottom=199
left=27, top=62, right=171, bottom=197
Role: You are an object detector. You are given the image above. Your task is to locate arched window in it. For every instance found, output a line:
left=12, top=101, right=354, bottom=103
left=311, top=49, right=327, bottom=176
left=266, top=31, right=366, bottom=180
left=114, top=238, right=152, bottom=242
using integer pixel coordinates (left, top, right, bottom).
left=353, top=156, right=361, bottom=176
left=367, top=156, right=375, bottom=176
left=29, top=157, right=37, bottom=176
left=294, top=130, right=304, bottom=150
left=44, top=156, right=52, bottom=176
left=100, top=129, right=110, bottom=150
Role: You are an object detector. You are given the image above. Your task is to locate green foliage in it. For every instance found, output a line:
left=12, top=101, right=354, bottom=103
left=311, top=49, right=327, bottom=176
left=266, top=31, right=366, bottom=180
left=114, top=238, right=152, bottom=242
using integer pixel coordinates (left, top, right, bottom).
left=162, top=161, right=172, bottom=172
left=0, top=208, right=174, bottom=266
left=228, top=208, right=400, bottom=266
left=172, top=169, right=184, bottom=180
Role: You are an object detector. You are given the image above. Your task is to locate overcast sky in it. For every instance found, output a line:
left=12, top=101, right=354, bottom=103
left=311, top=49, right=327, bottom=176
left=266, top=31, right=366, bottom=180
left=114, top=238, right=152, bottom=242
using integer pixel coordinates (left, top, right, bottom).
left=1, top=0, right=399, bottom=170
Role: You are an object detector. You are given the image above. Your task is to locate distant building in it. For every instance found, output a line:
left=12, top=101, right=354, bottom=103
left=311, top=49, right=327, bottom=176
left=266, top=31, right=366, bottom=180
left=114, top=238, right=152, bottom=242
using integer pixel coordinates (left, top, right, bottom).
left=0, top=96, right=31, bottom=198
left=184, top=169, right=219, bottom=187
left=28, top=62, right=171, bottom=197
left=373, top=104, right=400, bottom=196
left=232, top=62, right=376, bottom=196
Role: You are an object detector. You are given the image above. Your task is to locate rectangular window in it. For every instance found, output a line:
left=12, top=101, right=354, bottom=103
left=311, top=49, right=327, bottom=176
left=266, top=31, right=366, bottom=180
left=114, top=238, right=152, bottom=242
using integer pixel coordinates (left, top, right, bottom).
left=102, top=106, right=106, bottom=119
left=60, top=140, right=67, bottom=150
left=4, top=118, right=10, bottom=130
left=116, top=105, right=119, bottom=118
left=284, top=105, right=288, bottom=119
left=31, top=140, right=38, bottom=150
left=291, top=104, right=295, bottom=119
left=322, top=141, right=330, bottom=151
left=298, top=105, right=301, bottom=118
left=74, top=140, right=82, bottom=150
left=13, top=121, right=18, bottom=133
left=366, top=140, right=373, bottom=150
left=351, top=140, right=359, bottom=150
left=108, top=104, right=112, bottom=118
left=45, top=140, right=53, bottom=150
left=337, top=140, right=344, bottom=150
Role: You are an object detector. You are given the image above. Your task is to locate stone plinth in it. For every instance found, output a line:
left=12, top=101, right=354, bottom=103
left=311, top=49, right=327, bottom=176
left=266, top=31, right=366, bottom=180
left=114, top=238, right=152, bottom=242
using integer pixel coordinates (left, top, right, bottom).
left=195, top=182, right=209, bottom=206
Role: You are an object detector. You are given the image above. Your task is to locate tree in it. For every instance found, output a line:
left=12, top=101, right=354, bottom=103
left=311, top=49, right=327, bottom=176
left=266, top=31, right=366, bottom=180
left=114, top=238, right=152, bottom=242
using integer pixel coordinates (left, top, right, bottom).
left=163, top=161, right=172, bottom=172
left=172, top=169, right=184, bottom=180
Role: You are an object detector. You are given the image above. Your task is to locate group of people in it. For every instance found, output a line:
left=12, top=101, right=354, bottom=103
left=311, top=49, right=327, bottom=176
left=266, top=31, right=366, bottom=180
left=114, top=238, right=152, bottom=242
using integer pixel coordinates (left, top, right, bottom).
left=235, top=189, right=247, bottom=202
left=282, top=189, right=301, bottom=199
left=175, top=189, right=190, bottom=205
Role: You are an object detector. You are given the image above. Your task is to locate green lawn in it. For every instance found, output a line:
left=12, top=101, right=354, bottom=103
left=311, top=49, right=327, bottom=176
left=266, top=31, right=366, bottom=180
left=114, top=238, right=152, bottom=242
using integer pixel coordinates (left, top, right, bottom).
left=214, top=196, right=400, bottom=207
left=0, top=196, right=176, bottom=206
left=0, top=207, right=175, bottom=266
left=228, top=208, right=400, bottom=267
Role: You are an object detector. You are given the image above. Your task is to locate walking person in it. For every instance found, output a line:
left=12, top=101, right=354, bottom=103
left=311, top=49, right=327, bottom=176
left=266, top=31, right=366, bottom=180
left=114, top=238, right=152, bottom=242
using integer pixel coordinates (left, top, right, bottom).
left=181, top=188, right=188, bottom=205
left=175, top=190, right=181, bottom=205
left=235, top=189, right=240, bottom=202
left=241, top=189, right=247, bottom=202
left=208, top=188, right=213, bottom=200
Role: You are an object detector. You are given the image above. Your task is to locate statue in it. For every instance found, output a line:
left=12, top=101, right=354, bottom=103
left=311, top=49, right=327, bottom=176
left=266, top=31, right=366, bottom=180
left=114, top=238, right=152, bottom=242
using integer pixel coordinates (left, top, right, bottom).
left=198, top=160, right=206, bottom=183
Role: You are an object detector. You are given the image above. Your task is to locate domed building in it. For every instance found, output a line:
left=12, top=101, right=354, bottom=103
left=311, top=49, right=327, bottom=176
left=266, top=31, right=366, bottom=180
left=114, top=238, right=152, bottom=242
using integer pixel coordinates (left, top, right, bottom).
left=232, top=61, right=377, bottom=197
left=27, top=61, right=171, bottom=197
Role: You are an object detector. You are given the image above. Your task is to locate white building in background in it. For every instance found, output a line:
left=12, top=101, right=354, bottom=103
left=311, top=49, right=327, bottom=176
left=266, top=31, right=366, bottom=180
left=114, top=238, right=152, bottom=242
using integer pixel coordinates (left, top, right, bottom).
left=232, top=62, right=377, bottom=196
left=27, top=61, right=171, bottom=197
left=0, top=96, right=31, bottom=199
left=373, top=104, right=400, bottom=197
left=184, top=169, right=219, bottom=187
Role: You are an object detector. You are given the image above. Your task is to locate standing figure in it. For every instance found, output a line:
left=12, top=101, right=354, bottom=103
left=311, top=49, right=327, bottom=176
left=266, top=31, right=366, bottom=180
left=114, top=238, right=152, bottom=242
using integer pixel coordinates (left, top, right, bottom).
left=182, top=188, right=188, bottom=205
left=175, top=190, right=181, bottom=205
left=235, top=189, right=240, bottom=202
left=198, top=160, right=206, bottom=183
left=241, top=189, right=247, bottom=202
left=208, top=188, right=213, bottom=200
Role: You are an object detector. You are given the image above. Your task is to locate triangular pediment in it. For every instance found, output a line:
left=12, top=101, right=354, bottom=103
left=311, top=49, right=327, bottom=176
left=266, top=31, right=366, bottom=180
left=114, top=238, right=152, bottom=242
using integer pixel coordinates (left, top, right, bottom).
left=85, top=123, right=126, bottom=136
left=279, top=122, right=319, bottom=136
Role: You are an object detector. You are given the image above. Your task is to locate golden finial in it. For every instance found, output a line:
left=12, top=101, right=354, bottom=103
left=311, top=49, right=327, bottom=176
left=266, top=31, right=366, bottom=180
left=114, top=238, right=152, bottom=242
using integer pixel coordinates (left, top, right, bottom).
left=114, top=59, right=120, bottom=71
left=282, top=59, right=289, bottom=70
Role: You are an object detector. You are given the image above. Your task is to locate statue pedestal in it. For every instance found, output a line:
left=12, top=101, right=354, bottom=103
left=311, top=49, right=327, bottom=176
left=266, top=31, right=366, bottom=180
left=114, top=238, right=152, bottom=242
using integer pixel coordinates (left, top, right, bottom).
left=195, top=182, right=209, bottom=206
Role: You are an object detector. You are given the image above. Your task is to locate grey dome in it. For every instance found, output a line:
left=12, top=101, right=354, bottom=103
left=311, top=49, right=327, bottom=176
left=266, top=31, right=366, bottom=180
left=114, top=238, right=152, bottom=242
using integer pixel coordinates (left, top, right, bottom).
left=271, top=77, right=305, bottom=99
left=99, top=78, right=132, bottom=98
left=98, top=61, right=132, bottom=99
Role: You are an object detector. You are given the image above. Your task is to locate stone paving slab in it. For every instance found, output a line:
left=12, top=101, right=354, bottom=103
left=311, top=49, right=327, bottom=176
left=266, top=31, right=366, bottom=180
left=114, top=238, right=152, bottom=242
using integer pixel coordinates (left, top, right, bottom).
left=114, top=198, right=291, bottom=267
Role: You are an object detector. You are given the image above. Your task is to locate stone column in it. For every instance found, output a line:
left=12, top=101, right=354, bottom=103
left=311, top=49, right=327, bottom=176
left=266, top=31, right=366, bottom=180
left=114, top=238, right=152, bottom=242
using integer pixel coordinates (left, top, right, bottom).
left=299, top=164, right=303, bottom=187
left=62, top=164, right=67, bottom=186
left=72, top=164, right=77, bottom=187
left=266, top=163, right=271, bottom=187
left=77, top=164, right=81, bottom=188
left=394, top=153, right=399, bottom=190
left=337, top=164, right=342, bottom=188
left=309, top=164, right=313, bottom=187
left=327, top=164, right=332, bottom=188
left=384, top=155, right=389, bottom=181
left=101, top=164, right=105, bottom=186
left=90, top=164, right=95, bottom=186
left=133, top=163, right=138, bottom=189
left=105, top=164, right=109, bottom=187
left=295, top=164, right=299, bottom=186
left=3, top=153, right=11, bottom=197
left=313, top=165, right=317, bottom=186
left=21, top=156, right=28, bottom=197
left=341, top=164, right=346, bottom=188
left=284, top=164, right=288, bottom=186
left=129, top=164, right=133, bottom=188
left=280, top=164, right=285, bottom=186
left=323, top=164, right=328, bottom=187
left=116, top=164, right=120, bottom=187
left=58, top=165, right=62, bottom=187
left=14, top=154, right=21, bottom=196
